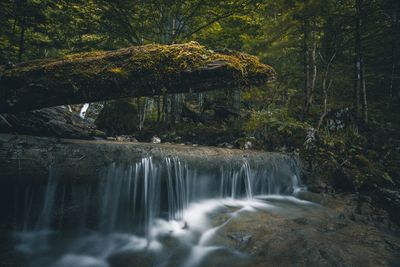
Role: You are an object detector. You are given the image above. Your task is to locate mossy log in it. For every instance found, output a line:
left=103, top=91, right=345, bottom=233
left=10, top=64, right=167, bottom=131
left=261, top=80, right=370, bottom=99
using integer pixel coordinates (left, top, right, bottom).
left=0, top=42, right=275, bottom=113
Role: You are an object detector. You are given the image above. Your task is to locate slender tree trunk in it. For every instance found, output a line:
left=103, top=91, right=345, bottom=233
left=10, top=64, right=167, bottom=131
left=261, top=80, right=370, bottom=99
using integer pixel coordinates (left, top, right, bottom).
left=162, top=94, right=169, bottom=129
left=390, top=0, right=400, bottom=99
left=198, top=93, right=204, bottom=113
left=303, top=19, right=310, bottom=118
left=317, top=53, right=335, bottom=130
left=360, top=59, right=368, bottom=124
left=309, top=26, right=318, bottom=113
left=157, top=96, right=161, bottom=123
left=170, top=95, right=175, bottom=124
left=353, top=0, right=368, bottom=125
left=354, top=0, right=368, bottom=125
left=303, top=19, right=317, bottom=116
left=17, top=17, right=26, bottom=62
left=233, top=88, right=241, bottom=113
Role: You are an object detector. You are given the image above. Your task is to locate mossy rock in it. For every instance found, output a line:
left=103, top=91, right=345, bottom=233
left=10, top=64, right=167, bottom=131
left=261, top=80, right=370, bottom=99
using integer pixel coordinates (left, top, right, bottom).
left=95, top=99, right=139, bottom=135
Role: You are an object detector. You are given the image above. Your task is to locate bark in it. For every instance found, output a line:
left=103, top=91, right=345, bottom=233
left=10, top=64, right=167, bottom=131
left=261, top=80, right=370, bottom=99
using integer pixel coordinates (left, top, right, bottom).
left=233, top=88, right=241, bottom=113
left=17, top=22, right=25, bottom=63
left=360, top=59, right=368, bottom=124
left=157, top=95, right=161, bottom=123
left=353, top=0, right=368, bottom=125
left=317, top=53, right=335, bottom=130
left=303, top=20, right=318, bottom=116
left=309, top=28, right=318, bottom=113
left=390, top=0, right=400, bottom=99
left=16, top=0, right=26, bottom=62
left=0, top=107, right=97, bottom=139
left=0, top=42, right=275, bottom=113
left=303, top=19, right=310, bottom=117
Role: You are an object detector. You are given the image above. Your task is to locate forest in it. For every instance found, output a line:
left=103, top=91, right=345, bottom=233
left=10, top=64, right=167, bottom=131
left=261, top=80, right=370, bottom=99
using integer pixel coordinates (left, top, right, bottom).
left=0, top=0, right=400, bottom=267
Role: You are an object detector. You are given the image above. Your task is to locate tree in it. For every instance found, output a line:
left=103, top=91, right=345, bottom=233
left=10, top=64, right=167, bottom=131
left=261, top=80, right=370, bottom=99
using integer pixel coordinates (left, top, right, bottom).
left=353, top=0, right=368, bottom=125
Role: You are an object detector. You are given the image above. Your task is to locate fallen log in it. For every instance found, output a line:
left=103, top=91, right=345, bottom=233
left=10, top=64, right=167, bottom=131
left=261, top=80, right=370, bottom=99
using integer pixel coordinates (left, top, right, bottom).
left=0, top=42, right=275, bottom=113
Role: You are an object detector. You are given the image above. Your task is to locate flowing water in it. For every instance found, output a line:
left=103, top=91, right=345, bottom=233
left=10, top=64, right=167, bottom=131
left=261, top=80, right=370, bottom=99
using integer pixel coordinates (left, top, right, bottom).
left=8, top=155, right=311, bottom=267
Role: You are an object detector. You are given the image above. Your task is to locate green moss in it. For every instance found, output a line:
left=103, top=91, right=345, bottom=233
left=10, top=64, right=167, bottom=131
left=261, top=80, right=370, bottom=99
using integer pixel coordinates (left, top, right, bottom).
left=95, top=99, right=139, bottom=135
left=4, top=42, right=275, bottom=89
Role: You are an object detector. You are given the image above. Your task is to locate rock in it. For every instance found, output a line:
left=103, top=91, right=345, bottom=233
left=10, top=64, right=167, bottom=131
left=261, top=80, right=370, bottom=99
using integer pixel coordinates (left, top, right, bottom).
left=235, top=137, right=262, bottom=150
left=374, top=188, right=400, bottom=224
left=244, top=141, right=253, bottom=150
left=116, top=135, right=138, bottom=142
left=173, top=136, right=182, bottom=141
left=228, top=232, right=252, bottom=245
left=332, top=167, right=356, bottom=192
left=0, top=106, right=100, bottom=139
left=95, top=99, right=140, bottom=135
left=151, top=136, right=161, bottom=144
left=293, top=217, right=309, bottom=225
left=54, top=255, right=109, bottom=267
left=217, top=142, right=234, bottom=149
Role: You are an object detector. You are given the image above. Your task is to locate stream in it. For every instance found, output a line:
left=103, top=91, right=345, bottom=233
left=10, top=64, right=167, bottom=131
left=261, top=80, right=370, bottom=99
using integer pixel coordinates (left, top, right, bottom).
left=6, top=155, right=307, bottom=267
left=1, top=144, right=399, bottom=267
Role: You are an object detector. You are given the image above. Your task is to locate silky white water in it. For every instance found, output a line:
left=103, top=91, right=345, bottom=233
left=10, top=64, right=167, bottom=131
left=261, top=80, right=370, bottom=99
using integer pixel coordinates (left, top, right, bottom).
left=11, top=155, right=308, bottom=267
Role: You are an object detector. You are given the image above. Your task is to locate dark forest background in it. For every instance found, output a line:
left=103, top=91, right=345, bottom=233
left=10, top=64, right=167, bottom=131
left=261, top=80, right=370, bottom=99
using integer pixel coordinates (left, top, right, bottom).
left=1, top=0, right=399, bottom=194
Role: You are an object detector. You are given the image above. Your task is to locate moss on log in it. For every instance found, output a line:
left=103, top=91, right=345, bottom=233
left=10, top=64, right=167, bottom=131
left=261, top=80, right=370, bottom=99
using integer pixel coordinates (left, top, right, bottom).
left=0, top=42, right=275, bottom=113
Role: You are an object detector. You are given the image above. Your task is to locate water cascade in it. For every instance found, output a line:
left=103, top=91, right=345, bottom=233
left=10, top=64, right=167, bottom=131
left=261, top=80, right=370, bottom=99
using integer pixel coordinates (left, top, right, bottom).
left=7, top=153, right=309, bottom=267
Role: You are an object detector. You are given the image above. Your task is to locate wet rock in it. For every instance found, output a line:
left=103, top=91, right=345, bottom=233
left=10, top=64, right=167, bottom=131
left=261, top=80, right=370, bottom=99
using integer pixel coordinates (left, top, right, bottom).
left=0, top=106, right=100, bottom=139
left=107, top=250, right=154, bottom=267
left=227, top=232, right=252, bottom=245
left=374, top=188, right=400, bottom=224
left=324, top=224, right=336, bottom=232
left=244, top=141, right=253, bottom=150
left=54, top=255, right=109, bottom=267
left=151, top=136, right=161, bottom=144
left=116, top=135, right=138, bottom=142
left=293, top=217, right=309, bottom=225
left=332, top=167, right=356, bottom=192
left=95, top=99, right=139, bottom=135
left=217, top=142, right=234, bottom=149
left=197, top=247, right=251, bottom=267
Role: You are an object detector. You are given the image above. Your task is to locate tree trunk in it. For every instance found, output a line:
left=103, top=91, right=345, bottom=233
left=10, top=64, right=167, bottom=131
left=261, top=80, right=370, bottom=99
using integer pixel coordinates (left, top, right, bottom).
left=303, top=19, right=318, bottom=117
left=317, top=53, right=335, bottom=130
left=303, top=19, right=310, bottom=117
left=309, top=26, right=318, bottom=114
left=360, top=59, right=368, bottom=124
left=162, top=94, right=169, bottom=129
left=17, top=16, right=25, bottom=62
left=353, top=0, right=368, bottom=125
left=233, top=88, right=241, bottom=113
left=157, top=96, right=161, bottom=123
left=0, top=42, right=275, bottom=113
left=390, top=0, right=400, bottom=99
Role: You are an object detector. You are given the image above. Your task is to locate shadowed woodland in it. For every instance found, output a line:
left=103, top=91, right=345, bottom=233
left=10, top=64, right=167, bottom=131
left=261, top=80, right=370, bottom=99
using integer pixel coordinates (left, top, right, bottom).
left=0, top=0, right=400, bottom=266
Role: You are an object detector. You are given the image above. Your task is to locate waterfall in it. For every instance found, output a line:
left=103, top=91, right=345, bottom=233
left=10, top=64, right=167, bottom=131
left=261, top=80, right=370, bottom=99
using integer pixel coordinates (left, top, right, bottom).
left=35, top=168, right=58, bottom=229
left=8, top=153, right=308, bottom=267
left=14, top=155, right=302, bottom=235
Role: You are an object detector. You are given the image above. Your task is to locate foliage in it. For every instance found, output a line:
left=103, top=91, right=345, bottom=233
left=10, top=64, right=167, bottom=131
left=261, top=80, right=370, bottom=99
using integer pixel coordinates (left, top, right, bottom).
left=0, top=0, right=399, bottom=194
left=244, top=105, right=310, bottom=150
